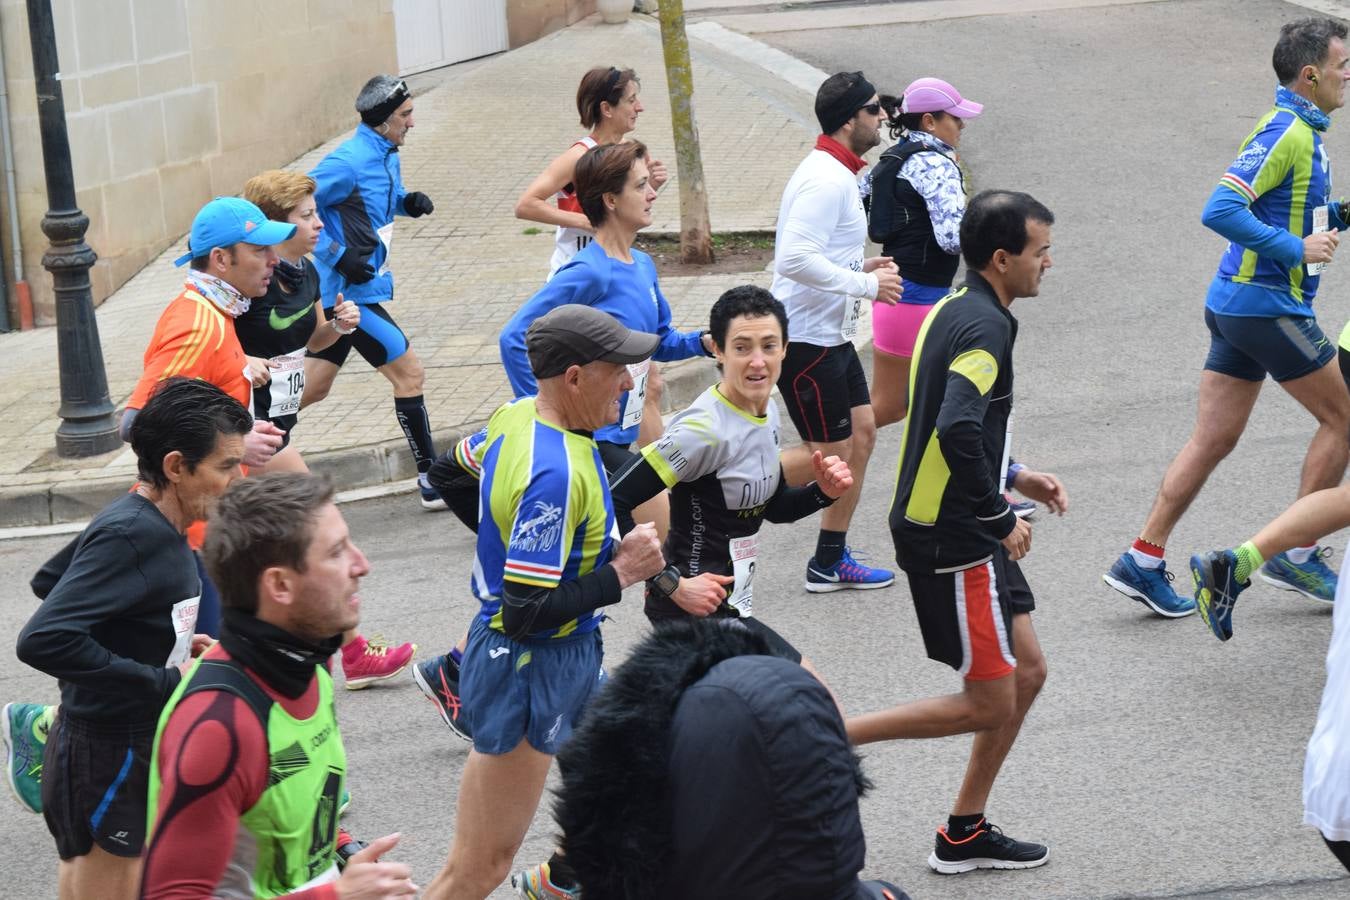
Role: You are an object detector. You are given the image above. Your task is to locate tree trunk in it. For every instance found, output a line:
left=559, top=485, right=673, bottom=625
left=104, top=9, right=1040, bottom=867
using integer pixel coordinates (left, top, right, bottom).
left=656, top=0, right=714, bottom=264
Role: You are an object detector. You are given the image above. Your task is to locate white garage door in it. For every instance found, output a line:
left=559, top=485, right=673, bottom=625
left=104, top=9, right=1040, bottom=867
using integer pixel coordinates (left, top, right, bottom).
left=394, top=0, right=508, bottom=75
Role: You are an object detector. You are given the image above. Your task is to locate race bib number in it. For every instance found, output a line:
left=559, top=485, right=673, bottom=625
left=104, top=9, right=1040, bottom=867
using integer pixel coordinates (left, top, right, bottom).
left=165, top=595, right=200, bottom=668
left=728, top=534, right=759, bottom=616
left=376, top=221, right=394, bottom=276
left=1308, top=205, right=1329, bottom=277
left=268, top=349, right=306, bottom=418
left=841, top=295, right=863, bottom=341
left=621, top=360, right=651, bottom=430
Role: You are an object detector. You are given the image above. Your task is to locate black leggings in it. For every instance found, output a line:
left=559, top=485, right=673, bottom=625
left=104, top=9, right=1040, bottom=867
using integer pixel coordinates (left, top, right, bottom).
left=1324, top=836, right=1350, bottom=872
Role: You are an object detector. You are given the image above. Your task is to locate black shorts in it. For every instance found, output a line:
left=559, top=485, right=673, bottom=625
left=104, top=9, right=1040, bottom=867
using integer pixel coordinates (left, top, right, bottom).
left=904, top=550, right=1034, bottom=682
left=647, top=606, right=803, bottom=664
left=777, top=342, right=870, bottom=444
left=307, top=302, right=410, bottom=369
left=1338, top=346, right=1350, bottom=391
left=595, top=439, right=640, bottom=478
left=42, top=711, right=155, bottom=859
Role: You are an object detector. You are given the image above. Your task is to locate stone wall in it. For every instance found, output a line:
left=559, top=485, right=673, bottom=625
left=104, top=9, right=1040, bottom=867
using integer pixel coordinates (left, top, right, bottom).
left=0, top=0, right=398, bottom=325
left=507, top=0, right=595, bottom=48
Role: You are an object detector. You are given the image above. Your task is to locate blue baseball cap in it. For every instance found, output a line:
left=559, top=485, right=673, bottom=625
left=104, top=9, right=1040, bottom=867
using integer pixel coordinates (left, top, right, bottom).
left=173, top=196, right=296, bottom=266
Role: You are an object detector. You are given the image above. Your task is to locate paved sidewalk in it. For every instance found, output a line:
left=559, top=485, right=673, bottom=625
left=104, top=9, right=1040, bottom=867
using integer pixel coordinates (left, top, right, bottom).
left=0, top=12, right=848, bottom=527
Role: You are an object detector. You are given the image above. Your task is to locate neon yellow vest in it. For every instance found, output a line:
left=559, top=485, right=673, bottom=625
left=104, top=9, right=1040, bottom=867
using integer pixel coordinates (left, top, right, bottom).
left=148, top=657, right=346, bottom=898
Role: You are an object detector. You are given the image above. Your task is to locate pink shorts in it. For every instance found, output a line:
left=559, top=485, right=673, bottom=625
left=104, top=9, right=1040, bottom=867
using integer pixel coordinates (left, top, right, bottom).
left=872, top=300, right=937, bottom=358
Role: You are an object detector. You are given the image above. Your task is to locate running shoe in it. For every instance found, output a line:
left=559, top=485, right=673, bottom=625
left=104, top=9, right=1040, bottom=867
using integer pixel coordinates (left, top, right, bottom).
left=341, top=634, right=416, bottom=690
left=339, top=787, right=351, bottom=817
left=2, top=702, right=52, bottom=814
left=928, top=819, right=1049, bottom=874
left=805, top=547, right=895, bottom=593
left=1190, top=550, right=1247, bottom=642
left=511, top=862, right=580, bottom=899
left=1103, top=552, right=1196, bottom=618
left=412, top=654, right=472, bottom=742
left=420, top=474, right=448, bottom=511
left=1259, top=548, right=1337, bottom=603
left=1005, top=493, right=1037, bottom=520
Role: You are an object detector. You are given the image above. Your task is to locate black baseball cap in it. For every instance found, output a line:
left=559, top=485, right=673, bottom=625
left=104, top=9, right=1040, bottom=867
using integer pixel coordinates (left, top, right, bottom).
left=526, top=304, right=659, bottom=378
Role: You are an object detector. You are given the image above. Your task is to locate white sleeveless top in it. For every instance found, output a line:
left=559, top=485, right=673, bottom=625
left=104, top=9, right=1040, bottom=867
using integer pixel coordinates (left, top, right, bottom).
left=549, top=136, right=599, bottom=277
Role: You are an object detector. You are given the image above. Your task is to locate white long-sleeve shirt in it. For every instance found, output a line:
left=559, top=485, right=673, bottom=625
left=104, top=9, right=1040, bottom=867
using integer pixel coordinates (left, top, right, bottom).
left=1305, top=552, right=1350, bottom=840
left=771, top=150, right=879, bottom=347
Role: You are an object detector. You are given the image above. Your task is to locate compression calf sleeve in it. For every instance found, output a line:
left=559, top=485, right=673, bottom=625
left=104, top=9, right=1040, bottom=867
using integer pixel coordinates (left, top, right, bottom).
left=394, top=394, right=436, bottom=474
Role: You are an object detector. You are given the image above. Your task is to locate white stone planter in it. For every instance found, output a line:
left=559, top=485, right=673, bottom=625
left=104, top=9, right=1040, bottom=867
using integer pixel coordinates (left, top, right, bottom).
left=597, top=0, right=632, bottom=24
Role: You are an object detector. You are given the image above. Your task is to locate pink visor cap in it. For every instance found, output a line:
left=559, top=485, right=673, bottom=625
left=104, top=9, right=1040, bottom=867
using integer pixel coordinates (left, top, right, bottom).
left=901, top=77, right=983, bottom=119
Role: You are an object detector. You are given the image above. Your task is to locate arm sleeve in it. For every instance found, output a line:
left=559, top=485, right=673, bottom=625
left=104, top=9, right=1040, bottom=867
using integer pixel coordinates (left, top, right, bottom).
left=30, top=535, right=79, bottom=600
left=762, top=470, right=834, bottom=524
left=648, top=267, right=706, bottom=361
left=500, top=566, right=623, bottom=640
left=607, top=453, right=671, bottom=535
left=141, top=692, right=335, bottom=900
left=308, top=155, right=355, bottom=264
left=1203, top=130, right=1306, bottom=267
left=498, top=262, right=602, bottom=397
left=426, top=429, right=488, bottom=533
left=774, top=179, right=879, bottom=300
left=16, top=529, right=183, bottom=702
left=902, top=153, right=965, bottom=255
left=934, top=325, right=1017, bottom=540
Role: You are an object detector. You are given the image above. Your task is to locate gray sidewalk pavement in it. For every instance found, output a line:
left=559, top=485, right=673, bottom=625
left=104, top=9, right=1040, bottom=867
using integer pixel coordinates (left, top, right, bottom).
left=0, top=12, right=842, bottom=527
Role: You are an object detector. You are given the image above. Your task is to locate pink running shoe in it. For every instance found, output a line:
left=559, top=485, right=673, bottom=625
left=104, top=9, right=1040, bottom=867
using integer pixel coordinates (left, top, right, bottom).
left=341, top=634, right=416, bottom=690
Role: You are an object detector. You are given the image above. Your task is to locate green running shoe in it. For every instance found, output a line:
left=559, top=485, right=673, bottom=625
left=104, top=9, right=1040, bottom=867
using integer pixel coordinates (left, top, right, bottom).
left=1259, top=548, right=1337, bottom=603
left=3, top=702, right=53, bottom=814
left=339, top=787, right=351, bottom=817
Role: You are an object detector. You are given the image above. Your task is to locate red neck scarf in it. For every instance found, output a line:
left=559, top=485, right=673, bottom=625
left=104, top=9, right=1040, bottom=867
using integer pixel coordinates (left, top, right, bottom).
left=815, top=134, right=867, bottom=174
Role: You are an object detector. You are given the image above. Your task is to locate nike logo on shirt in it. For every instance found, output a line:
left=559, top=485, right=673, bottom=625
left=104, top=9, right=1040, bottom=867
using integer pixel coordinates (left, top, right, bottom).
left=268, top=305, right=312, bottom=331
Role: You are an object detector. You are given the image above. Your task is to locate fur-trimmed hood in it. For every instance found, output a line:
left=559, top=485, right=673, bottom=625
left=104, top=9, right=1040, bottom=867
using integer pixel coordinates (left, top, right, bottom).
left=555, top=619, right=902, bottom=900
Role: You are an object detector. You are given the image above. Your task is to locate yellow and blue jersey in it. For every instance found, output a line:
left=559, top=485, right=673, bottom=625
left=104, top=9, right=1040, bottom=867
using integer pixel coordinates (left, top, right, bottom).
left=462, top=398, right=614, bottom=639
left=1206, top=104, right=1335, bottom=317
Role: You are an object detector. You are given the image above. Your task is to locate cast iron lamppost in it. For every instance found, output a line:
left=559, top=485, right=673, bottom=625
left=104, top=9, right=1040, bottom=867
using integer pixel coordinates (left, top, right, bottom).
left=26, top=0, right=119, bottom=457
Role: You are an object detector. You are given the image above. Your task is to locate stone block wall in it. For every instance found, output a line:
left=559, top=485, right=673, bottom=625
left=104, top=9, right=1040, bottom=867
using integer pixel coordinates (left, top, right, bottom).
left=0, top=0, right=398, bottom=325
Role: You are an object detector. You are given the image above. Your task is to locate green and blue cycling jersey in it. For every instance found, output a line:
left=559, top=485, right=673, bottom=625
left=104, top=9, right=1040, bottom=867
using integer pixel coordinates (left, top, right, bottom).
left=1204, top=87, right=1346, bottom=319
left=456, top=398, right=614, bottom=640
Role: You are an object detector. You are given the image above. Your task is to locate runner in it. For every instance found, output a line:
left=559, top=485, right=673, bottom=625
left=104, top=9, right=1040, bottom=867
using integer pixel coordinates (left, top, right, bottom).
left=14, top=379, right=250, bottom=900
left=773, top=70, right=902, bottom=593
left=514, top=65, right=671, bottom=452
left=500, top=140, right=714, bottom=518
left=141, top=473, right=417, bottom=899
left=420, top=305, right=665, bottom=900
left=238, top=169, right=417, bottom=689
left=1104, top=17, right=1350, bottom=615
left=867, top=77, right=982, bottom=430
left=301, top=74, right=444, bottom=510
left=848, top=190, right=1062, bottom=875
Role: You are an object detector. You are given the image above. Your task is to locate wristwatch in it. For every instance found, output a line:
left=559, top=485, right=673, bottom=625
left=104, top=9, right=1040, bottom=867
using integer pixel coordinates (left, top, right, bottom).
left=648, top=564, right=681, bottom=598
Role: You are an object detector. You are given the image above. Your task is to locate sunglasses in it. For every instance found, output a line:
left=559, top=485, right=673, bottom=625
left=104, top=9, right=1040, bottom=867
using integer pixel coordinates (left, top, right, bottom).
left=860, top=102, right=883, bottom=116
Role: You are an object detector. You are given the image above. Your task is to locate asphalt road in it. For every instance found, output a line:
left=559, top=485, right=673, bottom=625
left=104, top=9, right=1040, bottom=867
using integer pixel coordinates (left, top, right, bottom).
left=5, top=1, right=1350, bottom=897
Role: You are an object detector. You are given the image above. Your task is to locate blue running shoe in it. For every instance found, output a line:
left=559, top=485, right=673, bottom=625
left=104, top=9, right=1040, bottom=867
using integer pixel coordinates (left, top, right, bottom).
left=512, top=862, right=580, bottom=899
left=805, top=546, right=894, bottom=593
left=419, top=474, right=447, bottom=511
left=1190, top=550, right=1247, bottom=642
left=1103, top=552, right=1196, bottom=618
left=2, top=702, right=51, bottom=814
left=1259, top=548, right=1337, bottom=603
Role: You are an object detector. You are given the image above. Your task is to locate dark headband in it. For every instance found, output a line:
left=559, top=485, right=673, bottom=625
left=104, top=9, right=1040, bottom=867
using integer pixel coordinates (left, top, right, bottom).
left=817, top=73, right=877, bottom=135
left=595, top=67, right=624, bottom=117
left=360, top=79, right=411, bottom=128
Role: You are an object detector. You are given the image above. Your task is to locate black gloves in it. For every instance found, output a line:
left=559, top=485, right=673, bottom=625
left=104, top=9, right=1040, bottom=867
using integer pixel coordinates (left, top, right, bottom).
left=404, top=191, right=434, bottom=218
left=335, top=247, right=375, bottom=285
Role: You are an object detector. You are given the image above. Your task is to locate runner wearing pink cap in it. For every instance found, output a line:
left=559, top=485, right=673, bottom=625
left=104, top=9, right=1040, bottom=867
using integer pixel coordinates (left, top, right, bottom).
left=866, top=78, right=982, bottom=430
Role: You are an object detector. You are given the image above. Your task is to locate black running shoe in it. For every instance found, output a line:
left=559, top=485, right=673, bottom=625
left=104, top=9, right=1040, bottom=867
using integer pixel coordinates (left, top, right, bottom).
left=928, top=820, right=1049, bottom=874
left=412, top=654, right=472, bottom=742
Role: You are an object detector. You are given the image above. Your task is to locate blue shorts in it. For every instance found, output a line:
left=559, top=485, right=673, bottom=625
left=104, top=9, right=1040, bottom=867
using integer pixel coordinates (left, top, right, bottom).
left=1203, top=309, right=1334, bottom=383
left=460, top=616, right=604, bottom=756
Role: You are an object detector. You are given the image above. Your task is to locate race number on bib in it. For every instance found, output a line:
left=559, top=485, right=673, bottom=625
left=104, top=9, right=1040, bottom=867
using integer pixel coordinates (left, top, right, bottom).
left=728, top=534, right=760, bottom=616
left=1309, top=205, right=1330, bottom=277
left=165, top=595, right=200, bottom=668
left=268, top=349, right=306, bottom=418
left=621, top=360, right=651, bottom=430
left=376, top=222, right=394, bottom=276
left=841, top=296, right=863, bottom=342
